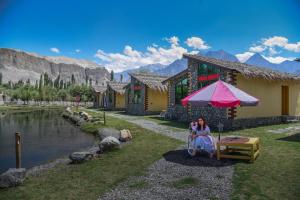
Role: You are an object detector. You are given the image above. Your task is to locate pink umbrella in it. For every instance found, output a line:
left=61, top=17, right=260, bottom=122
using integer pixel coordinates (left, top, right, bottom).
left=182, top=80, right=259, bottom=140
left=182, top=80, right=259, bottom=107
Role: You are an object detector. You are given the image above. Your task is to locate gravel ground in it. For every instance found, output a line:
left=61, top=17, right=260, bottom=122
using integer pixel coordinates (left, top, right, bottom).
left=98, top=113, right=234, bottom=200
left=99, top=148, right=233, bottom=200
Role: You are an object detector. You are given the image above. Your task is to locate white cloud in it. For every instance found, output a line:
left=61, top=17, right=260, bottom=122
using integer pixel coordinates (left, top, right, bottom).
left=50, top=47, right=60, bottom=53
left=75, top=49, right=81, bottom=53
left=165, top=36, right=179, bottom=46
left=235, top=52, right=254, bottom=62
left=95, top=36, right=199, bottom=72
left=249, top=45, right=265, bottom=53
left=185, top=37, right=210, bottom=50
left=262, top=36, right=300, bottom=53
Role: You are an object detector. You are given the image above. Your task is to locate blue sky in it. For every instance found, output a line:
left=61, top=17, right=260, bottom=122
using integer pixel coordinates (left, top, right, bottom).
left=0, top=0, right=300, bottom=71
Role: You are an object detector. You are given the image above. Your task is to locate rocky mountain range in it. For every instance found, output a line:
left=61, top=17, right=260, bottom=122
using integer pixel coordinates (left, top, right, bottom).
left=0, top=48, right=110, bottom=85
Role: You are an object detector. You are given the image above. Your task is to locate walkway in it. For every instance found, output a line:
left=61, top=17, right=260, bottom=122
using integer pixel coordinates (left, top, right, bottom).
left=99, top=112, right=234, bottom=200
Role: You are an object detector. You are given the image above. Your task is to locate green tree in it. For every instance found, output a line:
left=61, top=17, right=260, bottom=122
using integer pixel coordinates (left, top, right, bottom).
left=54, top=74, right=60, bottom=88
left=110, top=70, right=114, bottom=81
left=71, top=74, right=76, bottom=85
left=58, top=89, right=68, bottom=101
left=120, top=74, right=123, bottom=83
left=0, top=72, right=2, bottom=85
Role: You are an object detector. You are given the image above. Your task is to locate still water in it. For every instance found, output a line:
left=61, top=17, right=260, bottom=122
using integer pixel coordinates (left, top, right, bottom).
left=0, top=109, right=95, bottom=173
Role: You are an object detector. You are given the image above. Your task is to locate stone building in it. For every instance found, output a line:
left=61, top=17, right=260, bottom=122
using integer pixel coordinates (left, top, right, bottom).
left=163, top=53, right=300, bottom=130
left=92, top=85, right=107, bottom=108
left=125, top=73, right=168, bottom=115
left=106, top=82, right=127, bottom=110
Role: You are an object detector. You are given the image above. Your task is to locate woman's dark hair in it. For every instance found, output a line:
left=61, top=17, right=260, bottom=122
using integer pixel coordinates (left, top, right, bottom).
left=197, top=117, right=207, bottom=130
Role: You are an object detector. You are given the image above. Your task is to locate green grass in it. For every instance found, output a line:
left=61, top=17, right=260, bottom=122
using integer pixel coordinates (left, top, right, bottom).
left=170, top=177, right=199, bottom=189
left=143, top=115, right=189, bottom=131
left=224, top=123, right=300, bottom=200
left=0, top=108, right=182, bottom=200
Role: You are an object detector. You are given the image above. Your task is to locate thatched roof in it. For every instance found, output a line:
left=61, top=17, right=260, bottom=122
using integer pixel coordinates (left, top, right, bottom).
left=92, top=85, right=107, bottom=93
left=184, top=54, right=300, bottom=81
left=107, top=82, right=128, bottom=94
left=162, top=69, right=188, bottom=84
left=129, top=73, right=168, bottom=91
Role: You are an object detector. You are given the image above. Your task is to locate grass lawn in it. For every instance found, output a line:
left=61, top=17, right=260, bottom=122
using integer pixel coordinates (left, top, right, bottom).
left=0, top=108, right=182, bottom=200
left=143, top=115, right=189, bottom=131
left=222, top=123, right=300, bottom=200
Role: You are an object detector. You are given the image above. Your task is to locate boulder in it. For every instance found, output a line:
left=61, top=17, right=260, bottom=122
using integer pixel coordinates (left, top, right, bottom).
left=119, top=129, right=133, bottom=142
left=0, top=168, right=26, bottom=188
left=79, top=111, right=92, bottom=121
left=69, top=152, right=93, bottom=164
left=87, top=146, right=101, bottom=156
left=99, top=136, right=120, bottom=152
left=98, top=128, right=120, bottom=140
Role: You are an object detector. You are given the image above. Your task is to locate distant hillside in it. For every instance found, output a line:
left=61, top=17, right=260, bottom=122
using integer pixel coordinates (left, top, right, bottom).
left=205, top=49, right=239, bottom=62
left=0, top=48, right=110, bottom=85
left=245, top=53, right=300, bottom=74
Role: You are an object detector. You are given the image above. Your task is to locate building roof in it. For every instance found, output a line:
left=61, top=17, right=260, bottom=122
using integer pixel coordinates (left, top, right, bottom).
left=162, top=69, right=188, bottom=84
left=129, top=73, right=168, bottom=91
left=184, top=53, right=300, bottom=81
left=92, top=85, right=107, bottom=93
left=107, top=82, right=128, bottom=94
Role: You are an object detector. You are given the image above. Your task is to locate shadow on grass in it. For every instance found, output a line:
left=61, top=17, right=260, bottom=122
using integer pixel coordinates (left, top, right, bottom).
left=277, top=133, right=300, bottom=142
left=162, top=149, right=236, bottom=167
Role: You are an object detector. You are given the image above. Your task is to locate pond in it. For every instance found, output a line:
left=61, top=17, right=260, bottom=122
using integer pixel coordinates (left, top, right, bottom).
left=0, top=109, right=95, bottom=173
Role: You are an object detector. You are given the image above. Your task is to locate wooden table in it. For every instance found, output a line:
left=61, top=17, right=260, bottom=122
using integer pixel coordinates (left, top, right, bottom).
left=217, top=137, right=260, bottom=162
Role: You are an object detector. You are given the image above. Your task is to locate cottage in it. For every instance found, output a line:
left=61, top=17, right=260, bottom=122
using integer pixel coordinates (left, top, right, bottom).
left=106, top=82, right=127, bottom=110
left=125, top=73, right=168, bottom=115
left=92, top=85, right=107, bottom=108
left=163, top=54, right=300, bottom=130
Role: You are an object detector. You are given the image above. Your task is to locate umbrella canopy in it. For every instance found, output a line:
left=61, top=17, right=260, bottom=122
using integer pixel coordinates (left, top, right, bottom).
left=181, top=80, right=259, bottom=108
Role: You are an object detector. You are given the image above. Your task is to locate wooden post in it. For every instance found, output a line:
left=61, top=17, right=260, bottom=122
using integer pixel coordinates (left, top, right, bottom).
left=103, top=110, right=106, bottom=125
left=15, top=132, right=21, bottom=168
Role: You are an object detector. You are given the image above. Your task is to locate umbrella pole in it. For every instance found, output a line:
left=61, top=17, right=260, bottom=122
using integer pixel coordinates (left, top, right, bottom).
left=217, top=121, right=223, bottom=141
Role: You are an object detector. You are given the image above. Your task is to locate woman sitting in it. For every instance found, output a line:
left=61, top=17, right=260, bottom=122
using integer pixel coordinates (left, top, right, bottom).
left=190, top=117, right=215, bottom=158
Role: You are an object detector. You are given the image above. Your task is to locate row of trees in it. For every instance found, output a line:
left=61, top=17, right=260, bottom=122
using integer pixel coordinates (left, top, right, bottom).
left=0, top=73, right=94, bottom=104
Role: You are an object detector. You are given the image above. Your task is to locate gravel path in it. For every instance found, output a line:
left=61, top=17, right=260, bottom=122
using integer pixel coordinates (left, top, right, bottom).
left=108, top=113, right=189, bottom=142
left=98, top=113, right=234, bottom=200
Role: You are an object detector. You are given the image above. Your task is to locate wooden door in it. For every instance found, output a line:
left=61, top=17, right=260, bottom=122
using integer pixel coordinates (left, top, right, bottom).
left=281, top=86, right=289, bottom=115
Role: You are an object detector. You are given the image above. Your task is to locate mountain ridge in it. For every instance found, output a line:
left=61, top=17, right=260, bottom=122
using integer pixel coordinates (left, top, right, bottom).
left=0, top=48, right=110, bottom=85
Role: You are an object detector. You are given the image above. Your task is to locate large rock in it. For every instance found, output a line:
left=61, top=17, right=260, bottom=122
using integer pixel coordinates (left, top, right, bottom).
left=69, top=152, right=93, bottom=164
left=119, top=129, right=133, bottom=142
left=0, top=168, right=26, bottom=188
left=98, top=128, right=120, bottom=140
left=99, top=136, right=121, bottom=152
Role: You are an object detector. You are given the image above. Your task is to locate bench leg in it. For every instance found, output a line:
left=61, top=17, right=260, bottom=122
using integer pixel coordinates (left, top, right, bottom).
left=217, top=144, right=220, bottom=160
left=250, top=144, right=255, bottom=163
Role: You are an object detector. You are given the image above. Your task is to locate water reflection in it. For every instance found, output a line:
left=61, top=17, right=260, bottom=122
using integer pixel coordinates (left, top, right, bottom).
left=0, top=109, right=95, bottom=173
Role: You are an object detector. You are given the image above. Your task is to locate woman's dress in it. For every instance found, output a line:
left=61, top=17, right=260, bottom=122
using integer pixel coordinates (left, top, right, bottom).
left=193, top=126, right=215, bottom=154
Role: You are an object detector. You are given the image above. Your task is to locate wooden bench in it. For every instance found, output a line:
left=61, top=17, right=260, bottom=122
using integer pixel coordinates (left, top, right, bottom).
left=217, top=137, right=260, bottom=163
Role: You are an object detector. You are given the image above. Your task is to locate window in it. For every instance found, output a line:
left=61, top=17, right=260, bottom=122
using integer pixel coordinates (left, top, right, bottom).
left=198, top=63, right=220, bottom=89
left=133, top=81, right=142, bottom=104
left=175, top=78, right=189, bottom=104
